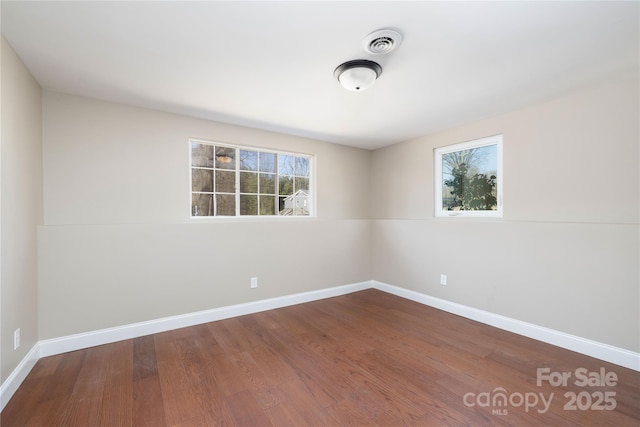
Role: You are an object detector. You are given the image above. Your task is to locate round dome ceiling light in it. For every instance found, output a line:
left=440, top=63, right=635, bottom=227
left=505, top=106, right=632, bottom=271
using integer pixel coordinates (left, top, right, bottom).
left=362, top=29, right=403, bottom=55
left=334, top=59, right=382, bottom=91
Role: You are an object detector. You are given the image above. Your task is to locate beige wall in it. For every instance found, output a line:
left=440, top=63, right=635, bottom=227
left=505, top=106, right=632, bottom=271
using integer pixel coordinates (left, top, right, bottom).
left=1, top=36, right=43, bottom=381
left=4, top=37, right=638, bottom=376
left=38, top=220, right=371, bottom=338
left=43, top=92, right=371, bottom=225
left=371, top=67, right=639, bottom=352
left=39, top=93, right=372, bottom=339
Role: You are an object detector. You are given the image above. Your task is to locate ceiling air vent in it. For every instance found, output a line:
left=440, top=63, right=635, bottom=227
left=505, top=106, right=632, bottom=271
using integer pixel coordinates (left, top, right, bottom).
left=362, top=29, right=403, bottom=55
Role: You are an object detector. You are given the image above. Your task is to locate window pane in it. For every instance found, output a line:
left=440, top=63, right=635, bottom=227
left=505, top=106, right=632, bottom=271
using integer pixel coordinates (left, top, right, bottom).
left=192, top=169, right=213, bottom=192
left=259, top=152, right=276, bottom=173
left=442, top=145, right=498, bottom=211
left=295, top=156, right=310, bottom=177
left=190, top=140, right=313, bottom=217
left=216, top=170, right=235, bottom=193
left=240, top=171, right=258, bottom=193
left=191, top=143, right=213, bottom=167
left=278, top=196, right=288, bottom=215
left=259, top=173, right=276, bottom=194
left=295, top=177, right=309, bottom=192
left=278, top=154, right=294, bottom=175
left=192, top=193, right=213, bottom=216
left=435, top=135, right=502, bottom=217
left=260, top=196, right=275, bottom=215
left=240, top=195, right=258, bottom=215
left=279, top=176, right=294, bottom=195
left=215, top=147, right=235, bottom=169
left=279, top=193, right=308, bottom=216
left=294, top=194, right=310, bottom=216
left=216, top=194, right=235, bottom=216
left=240, top=150, right=258, bottom=171
left=191, top=144, right=213, bottom=168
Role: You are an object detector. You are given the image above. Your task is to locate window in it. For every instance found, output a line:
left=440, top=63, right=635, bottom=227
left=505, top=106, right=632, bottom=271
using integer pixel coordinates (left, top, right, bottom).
left=434, top=134, right=503, bottom=217
left=190, top=139, right=313, bottom=217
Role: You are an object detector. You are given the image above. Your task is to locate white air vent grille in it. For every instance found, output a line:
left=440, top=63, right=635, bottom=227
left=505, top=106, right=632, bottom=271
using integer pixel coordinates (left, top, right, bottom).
left=363, top=29, right=403, bottom=55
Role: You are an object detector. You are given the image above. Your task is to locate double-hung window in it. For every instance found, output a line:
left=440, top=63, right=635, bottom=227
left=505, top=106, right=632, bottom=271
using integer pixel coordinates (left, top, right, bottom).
left=190, top=139, right=313, bottom=217
left=434, top=134, right=503, bottom=217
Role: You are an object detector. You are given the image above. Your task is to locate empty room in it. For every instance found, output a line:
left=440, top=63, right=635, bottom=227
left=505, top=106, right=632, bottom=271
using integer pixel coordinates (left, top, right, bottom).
left=1, top=1, right=639, bottom=426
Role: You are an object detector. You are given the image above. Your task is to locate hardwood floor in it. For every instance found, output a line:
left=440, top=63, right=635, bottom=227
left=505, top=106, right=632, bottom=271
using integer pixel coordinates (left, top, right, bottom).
left=2, top=289, right=639, bottom=426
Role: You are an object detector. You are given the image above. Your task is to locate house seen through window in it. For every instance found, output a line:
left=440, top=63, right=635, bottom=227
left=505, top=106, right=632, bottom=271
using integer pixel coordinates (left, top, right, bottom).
left=191, top=140, right=313, bottom=217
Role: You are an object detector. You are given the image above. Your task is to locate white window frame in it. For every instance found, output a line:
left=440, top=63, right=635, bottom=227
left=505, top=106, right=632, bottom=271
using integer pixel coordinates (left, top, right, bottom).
left=190, top=138, right=315, bottom=218
left=434, top=134, right=503, bottom=218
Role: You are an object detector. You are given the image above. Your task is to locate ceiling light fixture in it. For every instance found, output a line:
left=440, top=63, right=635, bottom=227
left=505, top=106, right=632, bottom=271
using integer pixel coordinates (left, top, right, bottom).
left=215, top=150, right=234, bottom=165
left=334, top=59, right=382, bottom=92
left=216, top=154, right=233, bottom=164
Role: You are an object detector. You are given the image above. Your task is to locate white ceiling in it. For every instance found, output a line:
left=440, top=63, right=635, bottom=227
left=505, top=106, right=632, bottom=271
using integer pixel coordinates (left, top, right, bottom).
left=2, top=1, right=638, bottom=150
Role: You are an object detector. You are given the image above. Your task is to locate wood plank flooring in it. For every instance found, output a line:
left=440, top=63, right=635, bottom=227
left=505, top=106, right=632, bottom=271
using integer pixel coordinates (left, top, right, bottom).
left=2, top=289, right=639, bottom=426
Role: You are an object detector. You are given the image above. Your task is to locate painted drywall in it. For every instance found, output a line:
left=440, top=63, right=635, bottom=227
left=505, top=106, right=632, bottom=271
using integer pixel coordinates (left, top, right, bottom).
left=371, top=67, right=639, bottom=352
left=10, top=44, right=638, bottom=368
left=38, top=220, right=371, bottom=339
left=43, top=92, right=371, bottom=225
left=1, top=36, right=43, bottom=382
left=39, top=93, right=372, bottom=339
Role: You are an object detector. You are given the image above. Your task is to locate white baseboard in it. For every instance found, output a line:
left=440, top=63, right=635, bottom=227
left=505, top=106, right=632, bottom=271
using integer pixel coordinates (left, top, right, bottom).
left=38, top=281, right=372, bottom=358
left=372, top=280, right=640, bottom=372
left=3, top=279, right=638, bottom=412
left=0, top=343, right=40, bottom=411
left=0, top=281, right=370, bottom=411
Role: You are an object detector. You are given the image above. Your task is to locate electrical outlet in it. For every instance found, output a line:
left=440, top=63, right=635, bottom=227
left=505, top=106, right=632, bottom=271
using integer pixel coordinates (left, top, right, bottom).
left=440, top=274, right=447, bottom=286
left=14, top=328, right=20, bottom=350
left=250, top=277, right=258, bottom=289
